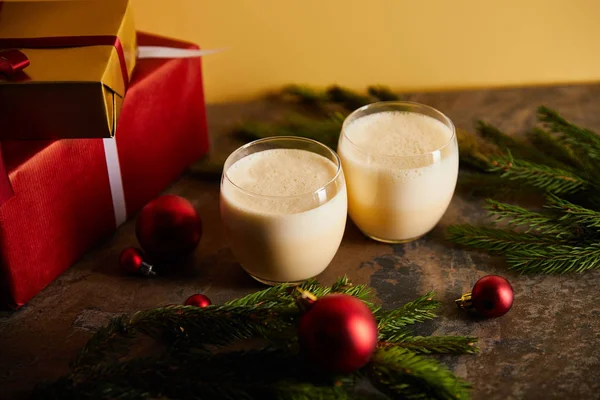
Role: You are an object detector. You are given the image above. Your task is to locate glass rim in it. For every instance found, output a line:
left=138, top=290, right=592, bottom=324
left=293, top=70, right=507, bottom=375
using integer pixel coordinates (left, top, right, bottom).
left=341, top=101, right=457, bottom=159
left=222, top=136, right=343, bottom=200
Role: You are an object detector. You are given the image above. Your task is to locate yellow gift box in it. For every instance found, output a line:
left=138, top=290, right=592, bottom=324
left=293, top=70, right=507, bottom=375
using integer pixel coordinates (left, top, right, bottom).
left=0, top=0, right=136, bottom=139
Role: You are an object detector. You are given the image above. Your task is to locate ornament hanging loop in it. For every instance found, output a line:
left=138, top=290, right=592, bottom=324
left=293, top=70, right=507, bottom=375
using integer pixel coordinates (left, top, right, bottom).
left=296, top=287, right=317, bottom=312
left=455, top=292, right=473, bottom=310
left=139, top=261, right=156, bottom=277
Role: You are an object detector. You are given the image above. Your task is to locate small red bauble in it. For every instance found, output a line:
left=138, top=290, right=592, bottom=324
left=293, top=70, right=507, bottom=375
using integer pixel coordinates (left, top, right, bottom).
left=136, top=195, right=202, bottom=261
left=298, top=294, right=378, bottom=374
left=119, top=247, right=156, bottom=276
left=456, top=275, right=514, bottom=318
left=184, top=294, right=212, bottom=308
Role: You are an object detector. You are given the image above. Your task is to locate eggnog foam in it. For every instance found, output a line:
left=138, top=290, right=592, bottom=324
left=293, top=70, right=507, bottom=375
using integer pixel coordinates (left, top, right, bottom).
left=224, top=148, right=339, bottom=213
left=345, top=111, right=452, bottom=157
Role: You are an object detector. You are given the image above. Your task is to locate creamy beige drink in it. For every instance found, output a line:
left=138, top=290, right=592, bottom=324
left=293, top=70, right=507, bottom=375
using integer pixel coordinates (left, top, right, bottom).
left=221, top=141, right=347, bottom=284
left=338, top=104, right=458, bottom=243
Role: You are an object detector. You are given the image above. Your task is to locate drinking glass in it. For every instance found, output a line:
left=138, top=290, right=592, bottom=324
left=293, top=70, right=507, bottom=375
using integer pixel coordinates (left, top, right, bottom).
left=338, top=101, right=458, bottom=243
left=220, top=136, right=347, bottom=285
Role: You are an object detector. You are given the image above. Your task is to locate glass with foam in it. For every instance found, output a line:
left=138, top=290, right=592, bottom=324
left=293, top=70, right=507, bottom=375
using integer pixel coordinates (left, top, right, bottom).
left=220, top=137, right=347, bottom=285
left=338, top=101, right=458, bottom=243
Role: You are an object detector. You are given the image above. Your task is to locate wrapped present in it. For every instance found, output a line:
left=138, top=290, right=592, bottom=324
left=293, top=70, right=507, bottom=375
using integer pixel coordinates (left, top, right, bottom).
left=0, top=0, right=136, bottom=140
left=0, top=32, right=210, bottom=309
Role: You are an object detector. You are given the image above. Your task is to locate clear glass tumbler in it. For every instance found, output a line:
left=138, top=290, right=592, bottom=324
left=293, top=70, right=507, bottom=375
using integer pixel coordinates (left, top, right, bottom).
left=220, top=136, right=347, bottom=285
left=338, top=101, right=458, bottom=243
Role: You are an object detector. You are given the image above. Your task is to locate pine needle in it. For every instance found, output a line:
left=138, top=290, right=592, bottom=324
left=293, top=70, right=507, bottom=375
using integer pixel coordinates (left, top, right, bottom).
left=485, top=199, right=576, bottom=237
left=506, top=241, right=600, bottom=273
left=488, top=153, right=589, bottom=195
left=446, top=225, right=559, bottom=254
left=369, top=347, right=472, bottom=400
left=40, top=279, right=476, bottom=400
left=537, top=106, right=600, bottom=162
left=384, top=336, right=479, bottom=355
left=545, top=194, right=600, bottom=229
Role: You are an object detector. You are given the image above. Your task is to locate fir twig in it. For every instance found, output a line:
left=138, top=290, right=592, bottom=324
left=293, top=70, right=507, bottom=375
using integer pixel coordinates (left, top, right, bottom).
left=369, top=348, right=472, bottom=400
left=485, top=199, right=575, bottom=237
left=326, top=85, right=372, bottom=111
left=447, top=225, right=558, bottom=254
left=488, top=153, right=590, bottom=195
left=537, top=106, right=600, bottom=162
left=367, top=86, right=402, bottom=101
left=71, top=316, right=132, bottom=370
left=281, top=84, right=329, bottom=107
left=527, top=127, right=584, bottom=170
left=382, top=336, right=478, bottom=355
left=41, top=279, right=476, bottom=400
left=506, top=241, right=600, bottom=273
left=234, top=112, right=344, bottom=150
left=377, top=291, right=439, bottom=342
left=456, top=129, right=503, bottom=170
left=545, top=194, right=600, bottom=229
left=476, top=121, right=555, bottom=166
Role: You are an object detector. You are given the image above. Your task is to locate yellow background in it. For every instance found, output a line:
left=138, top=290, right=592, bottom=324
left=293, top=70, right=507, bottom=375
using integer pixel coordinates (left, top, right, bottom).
left=132, top=0, right=600, bottom=103
left=8, top=1, right=600, bottom=103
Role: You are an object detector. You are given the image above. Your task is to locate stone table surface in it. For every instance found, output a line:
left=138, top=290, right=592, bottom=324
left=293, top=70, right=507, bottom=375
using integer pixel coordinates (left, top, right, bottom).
left=1, top=84, right=600, bottom=400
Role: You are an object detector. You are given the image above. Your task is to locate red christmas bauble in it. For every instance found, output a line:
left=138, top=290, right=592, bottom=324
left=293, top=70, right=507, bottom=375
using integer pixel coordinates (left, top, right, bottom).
left=119, top=247, right=155, bottom=276
left=471, top=275, right=514, bottom=318
left=136, top=195, right=202, bottom=261
left=298, top=294, right=378, bottom=374
left=184, top=294, right=212, bottom=308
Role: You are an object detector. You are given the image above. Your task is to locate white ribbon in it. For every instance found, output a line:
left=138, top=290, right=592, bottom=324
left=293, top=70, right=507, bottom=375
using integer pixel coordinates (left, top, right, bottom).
left=102, top=46, right=222, bottom=226
left=103, top=138, right=127, bottom=227
left=137, top=46, right=224, bottom=59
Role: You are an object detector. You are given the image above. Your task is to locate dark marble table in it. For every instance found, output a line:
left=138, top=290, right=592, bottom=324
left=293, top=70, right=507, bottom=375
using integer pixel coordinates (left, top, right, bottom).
left=1, top=84, right=599, bottom=400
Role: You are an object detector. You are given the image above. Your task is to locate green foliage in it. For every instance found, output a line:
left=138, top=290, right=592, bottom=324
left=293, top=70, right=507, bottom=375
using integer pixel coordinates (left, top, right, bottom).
left=485, top=199, right=576, bottom=237
left=38, top=278, right=477, bottom=400
left=545, top=194, right=600, bottom=229
left=487, top=152, right=589, bottom=195
left=506, top=241, right=600, bottom=274
left=377, top=291, right=439, bottom=342
left=537, top=106, right=600, bottom=163
left=447, top=106, right=600, bottom=273
left=234, top=112, right=344, bottom=150
left=369, top=347, right=472, bottom=400
left=446, top=225, right=559, bottom=254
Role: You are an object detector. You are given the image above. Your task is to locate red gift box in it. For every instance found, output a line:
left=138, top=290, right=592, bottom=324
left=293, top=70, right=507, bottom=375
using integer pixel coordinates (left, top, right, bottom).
left=0, top=33, right=209, bottom=309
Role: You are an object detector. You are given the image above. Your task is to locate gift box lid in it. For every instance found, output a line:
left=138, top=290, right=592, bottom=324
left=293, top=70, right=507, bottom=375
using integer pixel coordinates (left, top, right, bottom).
left=0, top=0, right=136, bottom=139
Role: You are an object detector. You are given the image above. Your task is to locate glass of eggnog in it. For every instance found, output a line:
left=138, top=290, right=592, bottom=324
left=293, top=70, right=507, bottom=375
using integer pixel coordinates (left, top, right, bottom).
left=220, top=137, right=347, bottom=285
left=338, top=101, right=458, bottom=243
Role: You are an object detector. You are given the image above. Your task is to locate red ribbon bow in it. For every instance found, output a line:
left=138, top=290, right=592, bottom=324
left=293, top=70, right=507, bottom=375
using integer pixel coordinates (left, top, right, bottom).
left=0, top=49, right=30, bottom=75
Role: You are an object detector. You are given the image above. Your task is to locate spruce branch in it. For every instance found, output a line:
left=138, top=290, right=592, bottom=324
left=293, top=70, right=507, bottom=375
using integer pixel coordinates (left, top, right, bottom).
left=446, top=225, right=558, bottom=254
left=506, top=241, right=600, bottom=273
left=476, top=121, right=556, bottom=166
left=457, top=171, right=540, bottom=199
left=456, top=129, right=503, bottom=171
left=527, top=127, right=584, bottom=170
left=234, top=112, right=344, bottom=150
left=488, top=153, right=590, bottom=195
left=382, top=336, right=478, bottom=355
left=326, top=85, right=372, bottom=111
left=545, top=194, right=600, bottom=229
left=485, top=199, right=575, bottom=237
left=281, top=84, right=330, bottom=107
left=39, top=280, right=477, bottom=400
left=369, top=348, right=472, bottom=400
left=367, top=86, right=402, bottom=101
left=377, top=291, right=439, bottom=342
left=537, top=106, right=600, bottom=162
left=71, top=316, right=132, bottom=370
